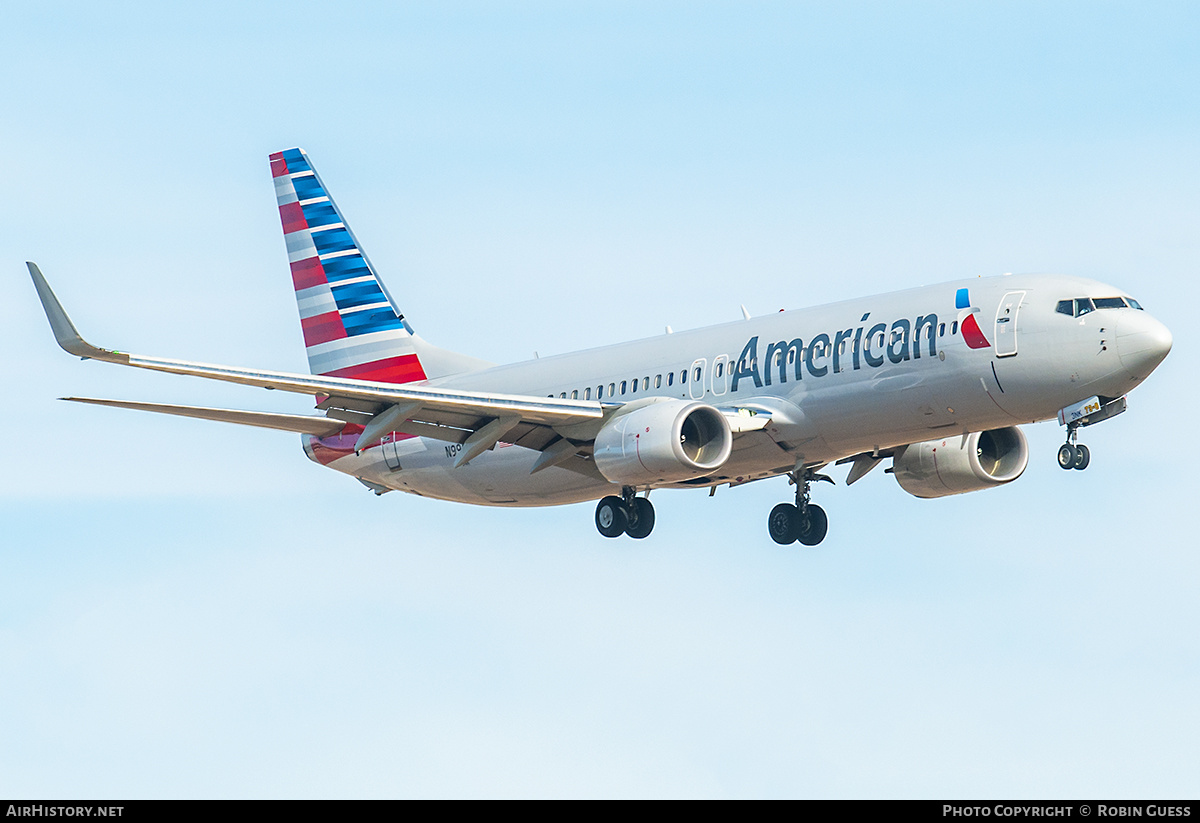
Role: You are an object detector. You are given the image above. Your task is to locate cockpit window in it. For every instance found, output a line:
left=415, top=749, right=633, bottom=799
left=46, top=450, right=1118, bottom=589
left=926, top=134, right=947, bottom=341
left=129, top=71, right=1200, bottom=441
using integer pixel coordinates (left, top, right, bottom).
left=1059, top=295, right=1142, bottom=317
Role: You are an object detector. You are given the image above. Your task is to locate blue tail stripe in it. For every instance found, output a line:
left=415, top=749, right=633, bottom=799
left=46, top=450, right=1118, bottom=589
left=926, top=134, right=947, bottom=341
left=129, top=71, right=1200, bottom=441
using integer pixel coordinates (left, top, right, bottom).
left=281, top=148, right=311, bottom=172
left=343, top=311, right=403, bottom=336
left=332, top=281, right=389, bottom=307
left=312, top=227, right=357, bottom=255
left=322, top=255, right=371, bottom=282
left=300, top=201, right=339, bottom=226
left=291, top=176, right=326, bottom=201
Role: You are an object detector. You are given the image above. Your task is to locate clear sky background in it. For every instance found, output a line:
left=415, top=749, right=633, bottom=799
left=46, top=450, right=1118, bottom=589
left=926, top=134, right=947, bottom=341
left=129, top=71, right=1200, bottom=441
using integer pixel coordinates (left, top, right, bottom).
left=2, top=1, right=1197, bottom=798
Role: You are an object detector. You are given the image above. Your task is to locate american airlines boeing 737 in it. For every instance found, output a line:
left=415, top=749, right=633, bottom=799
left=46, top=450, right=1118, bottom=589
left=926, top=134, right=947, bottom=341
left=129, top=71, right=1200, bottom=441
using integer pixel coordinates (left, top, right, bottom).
left=29, top=148, right=1173, bottom=545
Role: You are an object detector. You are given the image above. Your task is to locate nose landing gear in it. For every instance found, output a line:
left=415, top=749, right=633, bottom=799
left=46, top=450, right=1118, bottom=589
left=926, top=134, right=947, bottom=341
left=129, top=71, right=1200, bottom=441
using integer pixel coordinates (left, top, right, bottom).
left=1057, top=424, right=1091, bottom=471
left=595, top=486, right=656, bottom=539
left=1056, top=395, right=1129, bottom=471
left=768, top=467, right=832, bottom=546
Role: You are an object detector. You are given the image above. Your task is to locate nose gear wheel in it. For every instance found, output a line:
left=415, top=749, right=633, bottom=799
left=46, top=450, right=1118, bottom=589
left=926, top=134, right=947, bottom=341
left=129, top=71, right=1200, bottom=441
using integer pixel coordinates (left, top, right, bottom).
left=1058, top=424, right=1091, bottom=471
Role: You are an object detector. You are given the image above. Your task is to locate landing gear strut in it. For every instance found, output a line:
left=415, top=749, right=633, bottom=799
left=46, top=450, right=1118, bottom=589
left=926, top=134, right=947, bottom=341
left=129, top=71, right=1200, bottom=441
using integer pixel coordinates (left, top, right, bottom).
left=595, top=486, right=655, bottom=539
left=1057, top=424, right=1091, bottom=471
left=768, top=468, right=832, bottom=546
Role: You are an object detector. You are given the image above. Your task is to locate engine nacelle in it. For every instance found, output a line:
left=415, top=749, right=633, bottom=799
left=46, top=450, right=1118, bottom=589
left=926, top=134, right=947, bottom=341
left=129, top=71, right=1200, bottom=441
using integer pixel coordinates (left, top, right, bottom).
left=593, top=399, right=733, bottom=485
left=892, top=427, right=1029, bottom=499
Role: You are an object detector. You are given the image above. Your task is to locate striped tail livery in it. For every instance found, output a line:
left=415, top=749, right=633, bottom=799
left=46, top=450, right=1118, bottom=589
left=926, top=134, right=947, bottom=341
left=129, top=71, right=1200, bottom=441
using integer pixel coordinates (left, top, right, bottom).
left=270, top=147, right=427, bottom=384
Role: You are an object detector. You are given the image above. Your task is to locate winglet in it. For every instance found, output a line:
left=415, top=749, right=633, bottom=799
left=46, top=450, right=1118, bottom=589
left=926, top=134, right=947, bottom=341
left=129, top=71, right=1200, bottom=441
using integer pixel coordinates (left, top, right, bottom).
left=27, top=263, right=128, bottom=363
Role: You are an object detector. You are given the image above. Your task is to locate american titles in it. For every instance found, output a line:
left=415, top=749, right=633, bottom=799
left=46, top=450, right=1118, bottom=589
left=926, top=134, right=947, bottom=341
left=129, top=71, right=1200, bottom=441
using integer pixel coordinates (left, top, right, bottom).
left=731, top=310, right=944, bottom=391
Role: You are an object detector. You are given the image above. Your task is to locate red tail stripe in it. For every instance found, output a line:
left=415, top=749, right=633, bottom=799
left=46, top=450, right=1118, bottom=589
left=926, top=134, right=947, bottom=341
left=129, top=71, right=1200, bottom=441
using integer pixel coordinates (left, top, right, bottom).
left=324, top=354, right=427, bottom=384
left=278, top=201, right=308, bottom=234
left=301, top=311, right=348, bottom=347
left=290, top=257, right=327, bottom=291
left=269, top=153, right=289, bottom=178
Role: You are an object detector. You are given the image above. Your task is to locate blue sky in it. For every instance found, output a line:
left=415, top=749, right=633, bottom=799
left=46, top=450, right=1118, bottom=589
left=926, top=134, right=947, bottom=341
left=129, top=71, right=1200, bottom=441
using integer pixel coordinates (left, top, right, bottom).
left=2, top=1, right=1198, bottom=798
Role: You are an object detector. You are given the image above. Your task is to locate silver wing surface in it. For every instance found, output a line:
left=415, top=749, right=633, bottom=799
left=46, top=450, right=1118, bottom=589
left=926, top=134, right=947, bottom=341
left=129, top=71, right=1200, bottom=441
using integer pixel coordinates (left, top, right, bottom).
left=29, top=263, right=604, bottom=462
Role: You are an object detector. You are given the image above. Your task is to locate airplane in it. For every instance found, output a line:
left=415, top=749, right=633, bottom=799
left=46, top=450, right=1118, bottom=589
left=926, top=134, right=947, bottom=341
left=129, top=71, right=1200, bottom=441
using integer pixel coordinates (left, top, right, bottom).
left=28, top=147, right=1173, bottom=545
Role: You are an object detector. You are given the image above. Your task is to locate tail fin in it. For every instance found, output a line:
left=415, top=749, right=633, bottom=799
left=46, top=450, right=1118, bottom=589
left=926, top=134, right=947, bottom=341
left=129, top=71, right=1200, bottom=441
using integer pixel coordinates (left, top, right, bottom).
left=270, top=147, right=429, bottom=383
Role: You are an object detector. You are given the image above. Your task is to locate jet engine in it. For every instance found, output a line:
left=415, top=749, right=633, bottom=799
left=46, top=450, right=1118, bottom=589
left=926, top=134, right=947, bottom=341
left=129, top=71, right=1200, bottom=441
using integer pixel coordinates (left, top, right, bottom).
left=892, top=427, right=1029, bottom=499
left=593, top=399, right=733, bottom=485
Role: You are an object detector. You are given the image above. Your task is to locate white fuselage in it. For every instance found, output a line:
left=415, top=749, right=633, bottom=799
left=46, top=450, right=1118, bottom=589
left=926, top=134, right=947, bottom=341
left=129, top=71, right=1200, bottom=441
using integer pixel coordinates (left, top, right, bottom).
left=305, top=274, right=1170, bottom=506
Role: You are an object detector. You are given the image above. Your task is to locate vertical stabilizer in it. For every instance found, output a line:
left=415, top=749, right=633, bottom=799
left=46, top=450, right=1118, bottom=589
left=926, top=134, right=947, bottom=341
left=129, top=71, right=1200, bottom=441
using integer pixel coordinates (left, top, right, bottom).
left=270, top=148, right=428, bottom=383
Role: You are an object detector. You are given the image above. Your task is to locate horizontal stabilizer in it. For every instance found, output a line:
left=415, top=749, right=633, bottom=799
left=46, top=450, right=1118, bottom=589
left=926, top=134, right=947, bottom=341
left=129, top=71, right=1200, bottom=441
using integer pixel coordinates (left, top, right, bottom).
left=61, top=397, right=347, bottom=436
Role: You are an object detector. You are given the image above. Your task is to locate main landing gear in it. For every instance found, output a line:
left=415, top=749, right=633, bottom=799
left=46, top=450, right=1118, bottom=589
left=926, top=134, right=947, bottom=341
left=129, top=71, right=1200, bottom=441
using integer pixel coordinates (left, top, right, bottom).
left=768, top=467, right=833, bottom=546
left=1057, top=423, right=1091, bottom=471
left=595, top=486, right=655, bottom=539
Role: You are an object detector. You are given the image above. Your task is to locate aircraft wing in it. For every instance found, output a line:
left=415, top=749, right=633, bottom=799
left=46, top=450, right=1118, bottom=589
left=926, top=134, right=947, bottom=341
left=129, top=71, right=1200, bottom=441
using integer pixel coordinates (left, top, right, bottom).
left=30, top=263, right=604, bottom=461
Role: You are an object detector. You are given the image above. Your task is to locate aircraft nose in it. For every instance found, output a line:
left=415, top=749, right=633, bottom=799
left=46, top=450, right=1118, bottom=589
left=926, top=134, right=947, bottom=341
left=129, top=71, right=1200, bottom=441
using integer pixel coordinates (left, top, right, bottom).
left=1116, top=310, right=1172, bottom=381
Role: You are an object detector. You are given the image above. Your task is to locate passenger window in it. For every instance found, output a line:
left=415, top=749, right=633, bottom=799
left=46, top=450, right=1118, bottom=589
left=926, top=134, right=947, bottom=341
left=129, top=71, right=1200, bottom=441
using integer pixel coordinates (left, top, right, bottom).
left=583, top=388, right=590, bottom=400
left=621, top=380, right=627, bottom=395
left=559, top=392, right=566, bottom=398
left=950, top=321, right=958, bottom=336
left=597, top=385, right=604, bottom=399
left=608, top=382, right=615, bottom=397
left=1075, top=298, right=1095, bottom=316
left=681, top=370, right=687, bottom=384
left=643, top=376, right=650, bottom=390
left=667, top=373, right=673, bottom=387
left=655, top=375, right=662, bottom=388
left=938, top=323, right=946, bottom=337
left=571, top=390, right=578, bottom=399
left=693, top=366, right=701, bottom=382
left=716, top=362, right=724, bottom=377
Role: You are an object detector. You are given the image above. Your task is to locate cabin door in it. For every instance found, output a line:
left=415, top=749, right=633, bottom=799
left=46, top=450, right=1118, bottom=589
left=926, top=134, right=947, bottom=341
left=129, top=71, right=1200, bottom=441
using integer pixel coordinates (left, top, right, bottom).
left=994, top=291, right=1025, bottom=357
